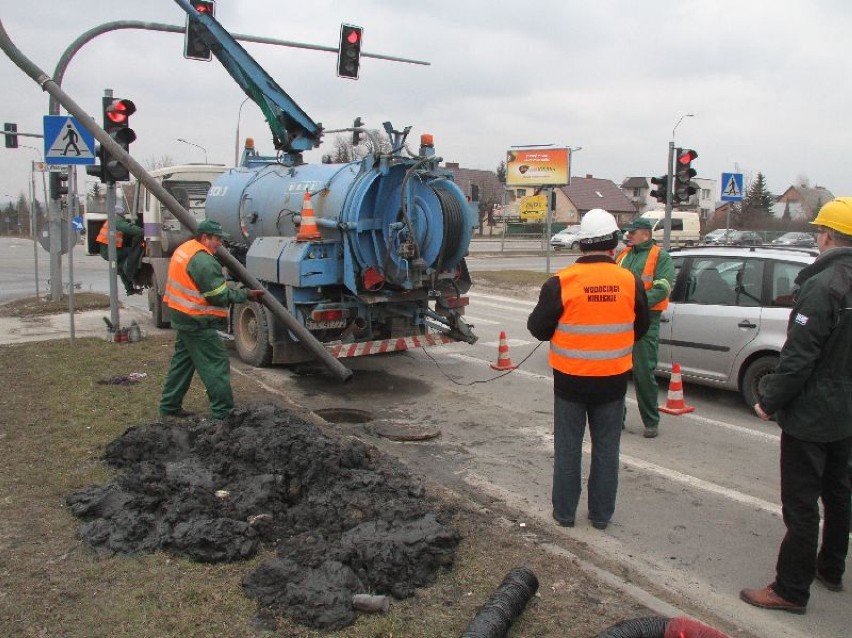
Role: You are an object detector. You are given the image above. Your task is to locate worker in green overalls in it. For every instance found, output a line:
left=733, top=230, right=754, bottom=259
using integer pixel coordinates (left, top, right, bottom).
left=616, top=217, right=674, bottom=438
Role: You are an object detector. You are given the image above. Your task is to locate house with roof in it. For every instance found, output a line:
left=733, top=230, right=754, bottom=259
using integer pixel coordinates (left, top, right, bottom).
left=442, top=162, right=503, bottom=227
left=773, top=185, right=834, bottom=220
left=556, top=175, right=637, bottom=227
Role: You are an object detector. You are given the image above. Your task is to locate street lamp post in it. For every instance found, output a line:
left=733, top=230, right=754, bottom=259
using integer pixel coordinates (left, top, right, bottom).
left=20, top=144, right=44, bottom=297
left=177, top=138, right=208, bottom=164
left=235, top=96, right=251, bottom=166
left=665, top=114, right=694, bottom=249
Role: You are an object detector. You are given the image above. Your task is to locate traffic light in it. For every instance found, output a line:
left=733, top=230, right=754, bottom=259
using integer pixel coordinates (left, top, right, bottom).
left=649, top=175, right=669, bottom=204
left=184, top=1, right=216, bottom=61
left=337, top=24, right=363, bottom=79
left=3, top=122, right=18, bottom=148
left=673, top=148, right=698, bottom=204
left=102, top=97, right=136, bottom=182
left=49, top=170, right=69, bottom=200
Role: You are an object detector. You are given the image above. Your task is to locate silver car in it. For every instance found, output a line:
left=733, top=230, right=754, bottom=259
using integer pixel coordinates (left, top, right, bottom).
left=656, top=245, right=818, bottom=405
left=550, top=225, right=582, bottom=250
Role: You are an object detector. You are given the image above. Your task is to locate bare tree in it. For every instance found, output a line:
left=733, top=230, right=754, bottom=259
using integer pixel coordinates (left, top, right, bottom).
left=145, top=154, right=177, bottom=171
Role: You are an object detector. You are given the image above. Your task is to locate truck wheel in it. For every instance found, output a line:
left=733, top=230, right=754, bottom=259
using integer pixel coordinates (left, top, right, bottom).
left=149, top=288, right=171, bottom=329
left=234, top=302, right=273, bottom=367
left=741, top=355, right=778, bottom=407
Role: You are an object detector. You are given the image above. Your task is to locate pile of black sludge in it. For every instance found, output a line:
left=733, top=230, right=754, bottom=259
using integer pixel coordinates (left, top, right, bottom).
left=66, top=404, right=459, bottom=629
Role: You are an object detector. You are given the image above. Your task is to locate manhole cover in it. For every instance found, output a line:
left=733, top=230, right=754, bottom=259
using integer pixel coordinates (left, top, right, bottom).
left=373, top=421, right=441, bottom=442
left=312, top=408, right=373, bottom=424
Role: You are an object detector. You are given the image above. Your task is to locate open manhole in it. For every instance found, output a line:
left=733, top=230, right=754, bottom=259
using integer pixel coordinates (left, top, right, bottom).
left=312, top=407, right=373, bottom=424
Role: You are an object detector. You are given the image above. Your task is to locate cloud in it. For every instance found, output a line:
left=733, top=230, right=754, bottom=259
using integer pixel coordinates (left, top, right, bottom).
left=2, top=0, right=851, bottom=208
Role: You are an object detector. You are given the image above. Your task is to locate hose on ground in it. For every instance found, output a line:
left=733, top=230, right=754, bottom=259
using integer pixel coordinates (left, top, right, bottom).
left=459, top=567, right=539, bottom=638
left=596, top=615, right=730, bottom=638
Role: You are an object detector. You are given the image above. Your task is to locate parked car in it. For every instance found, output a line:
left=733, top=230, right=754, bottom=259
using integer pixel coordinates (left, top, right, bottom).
left=724, top=230, right=764, bottom=246
left=550, top=225, right=582, bottom=250
left=656, top=245, right=819, bottom=405
left=701, top=229, right=763, bottom=246
left=701, top=228, right=734, bottom=244
left=771, top=231, right=817, bottom=247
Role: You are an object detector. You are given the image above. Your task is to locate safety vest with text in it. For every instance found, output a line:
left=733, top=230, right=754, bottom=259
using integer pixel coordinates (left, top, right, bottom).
left=616, top=244, right=669, bottom=311
left=549, top=262, right=637, bottom=377
left=96, top=223, right=125, bottom=248
left=163, top=239, right=228, bottom=318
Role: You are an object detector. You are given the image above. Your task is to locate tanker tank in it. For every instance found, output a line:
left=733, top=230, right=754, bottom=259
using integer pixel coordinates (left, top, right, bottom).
left=204, top=139, right=479, bottom=367
left=205, top=156, right=472, bottom=290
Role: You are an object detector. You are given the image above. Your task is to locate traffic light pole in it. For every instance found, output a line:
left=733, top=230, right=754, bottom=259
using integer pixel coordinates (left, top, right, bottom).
left=663, top=141, right=674, bottom=251
left=46, top=21, right=429, bottom=116
left=66, top=164, right=77, bottom=343
left=105, top=181, right=120, bottom=331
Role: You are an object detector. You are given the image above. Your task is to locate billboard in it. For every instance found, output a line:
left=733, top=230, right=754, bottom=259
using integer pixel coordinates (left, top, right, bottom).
left=506, top=147, right=569, bottom=186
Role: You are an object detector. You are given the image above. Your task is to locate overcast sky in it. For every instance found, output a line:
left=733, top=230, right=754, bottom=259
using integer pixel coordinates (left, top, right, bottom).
left=1, top=0, right=850, bottom=208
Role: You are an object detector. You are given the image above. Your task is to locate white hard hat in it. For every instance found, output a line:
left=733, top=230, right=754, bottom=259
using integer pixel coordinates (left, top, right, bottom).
left=577, top=208, right=619, bottom=242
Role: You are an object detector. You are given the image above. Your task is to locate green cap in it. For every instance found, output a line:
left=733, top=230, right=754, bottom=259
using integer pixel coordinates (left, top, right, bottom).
left=196, top=219, right=229, bottom=238
left=624, top=217, right=654, bottom=232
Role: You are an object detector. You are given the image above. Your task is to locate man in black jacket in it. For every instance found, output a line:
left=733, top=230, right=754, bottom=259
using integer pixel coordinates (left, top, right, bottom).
left=741, top=198, right=852, bottom=614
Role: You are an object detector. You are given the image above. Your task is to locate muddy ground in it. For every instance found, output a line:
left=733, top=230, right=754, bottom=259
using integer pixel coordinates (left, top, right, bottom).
left=66, top=405, right=459, bottom=631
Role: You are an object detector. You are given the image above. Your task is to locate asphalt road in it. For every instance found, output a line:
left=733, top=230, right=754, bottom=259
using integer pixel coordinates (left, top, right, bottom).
left=3, top=235, right=850, bottom=637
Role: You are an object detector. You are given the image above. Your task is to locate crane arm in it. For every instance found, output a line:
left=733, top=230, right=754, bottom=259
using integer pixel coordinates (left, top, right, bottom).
left=174, top=0, right=322, bottom=159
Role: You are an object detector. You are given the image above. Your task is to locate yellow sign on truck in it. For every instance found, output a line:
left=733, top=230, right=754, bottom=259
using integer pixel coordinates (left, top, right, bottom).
left=519, top=194, right=547, bottom=220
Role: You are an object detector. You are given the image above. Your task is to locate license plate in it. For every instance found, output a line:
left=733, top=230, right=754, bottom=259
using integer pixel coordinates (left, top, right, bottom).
left=306, top=319, right=347, bottom=330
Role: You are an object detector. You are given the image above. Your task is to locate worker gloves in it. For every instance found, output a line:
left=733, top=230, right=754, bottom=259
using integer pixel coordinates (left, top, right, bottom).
left=247, top=289, right=265, bottom=301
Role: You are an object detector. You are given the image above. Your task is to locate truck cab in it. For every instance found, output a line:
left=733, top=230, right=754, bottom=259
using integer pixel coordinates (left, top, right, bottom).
left=128, top=164, right=228, bottom=327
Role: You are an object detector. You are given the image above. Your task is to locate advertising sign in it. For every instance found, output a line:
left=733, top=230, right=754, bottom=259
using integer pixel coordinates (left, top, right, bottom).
left=506, top=147, right=569, bottom=186
left=518, top=194, right=547, bottom=221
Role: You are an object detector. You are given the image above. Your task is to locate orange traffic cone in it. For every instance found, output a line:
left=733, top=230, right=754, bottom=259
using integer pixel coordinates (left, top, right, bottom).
left=659, top=362, right=695, bottom=415
left=490, top=330, right=517, bottom=371
left=296, top=191, right=321, bottom=241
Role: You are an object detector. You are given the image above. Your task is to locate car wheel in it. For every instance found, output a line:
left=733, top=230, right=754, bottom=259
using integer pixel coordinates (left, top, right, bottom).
left=741, top=355, right=778, bottom=407
left=570, top=241, right=579, bottom=250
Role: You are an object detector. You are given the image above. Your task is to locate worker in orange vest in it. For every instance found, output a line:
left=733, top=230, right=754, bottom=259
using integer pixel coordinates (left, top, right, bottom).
left=95, top=205, right=144, bottom=295
left=616, top=217, right=674, bottom=438
left=528, top=209, right=649, bottom=530
left=158, top=219, right=265, bottom=421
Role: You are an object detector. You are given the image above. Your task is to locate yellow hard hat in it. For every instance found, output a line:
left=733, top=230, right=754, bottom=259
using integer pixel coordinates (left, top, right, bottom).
left=811, top=197, right=852, bottom=235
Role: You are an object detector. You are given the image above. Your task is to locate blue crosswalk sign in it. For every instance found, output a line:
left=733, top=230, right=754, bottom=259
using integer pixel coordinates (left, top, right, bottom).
left=43, top=115, right=95, bottom=165
left=721, top=172, right=744, bottom=202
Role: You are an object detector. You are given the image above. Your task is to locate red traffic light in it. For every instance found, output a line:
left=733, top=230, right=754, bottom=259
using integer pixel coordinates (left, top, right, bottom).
left=105, top=99, right=136, bottom=124
left=677, top=149, right=698, bottom=165
left=346, top=29, right=360, bottom=44
left=192, top=1, right=214, bottom=14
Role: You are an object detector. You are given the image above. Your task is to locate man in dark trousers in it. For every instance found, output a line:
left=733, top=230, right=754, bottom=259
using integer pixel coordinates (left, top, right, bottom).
left=528, top=209, right=649, bottom=530
left=96, top=205, right=144, bottom=295
left=616, top=217, right=674, bottom=438
left=741, top=197, right=852, bottom=614
left=159, top=219, right=265, bottom=420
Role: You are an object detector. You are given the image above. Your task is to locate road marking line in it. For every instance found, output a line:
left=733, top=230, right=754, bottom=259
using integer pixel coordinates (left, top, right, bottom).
left=609, top=445, right=781, bottom=517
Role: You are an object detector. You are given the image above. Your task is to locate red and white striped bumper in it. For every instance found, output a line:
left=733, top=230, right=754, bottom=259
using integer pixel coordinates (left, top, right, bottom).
left=325, top=333, right=454, bottom=359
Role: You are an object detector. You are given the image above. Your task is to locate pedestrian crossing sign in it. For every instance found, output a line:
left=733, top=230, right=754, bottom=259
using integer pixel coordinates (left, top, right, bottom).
left=43, top=115, right=95, bottom=165
left=720, top=172, right=744, bottom=202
